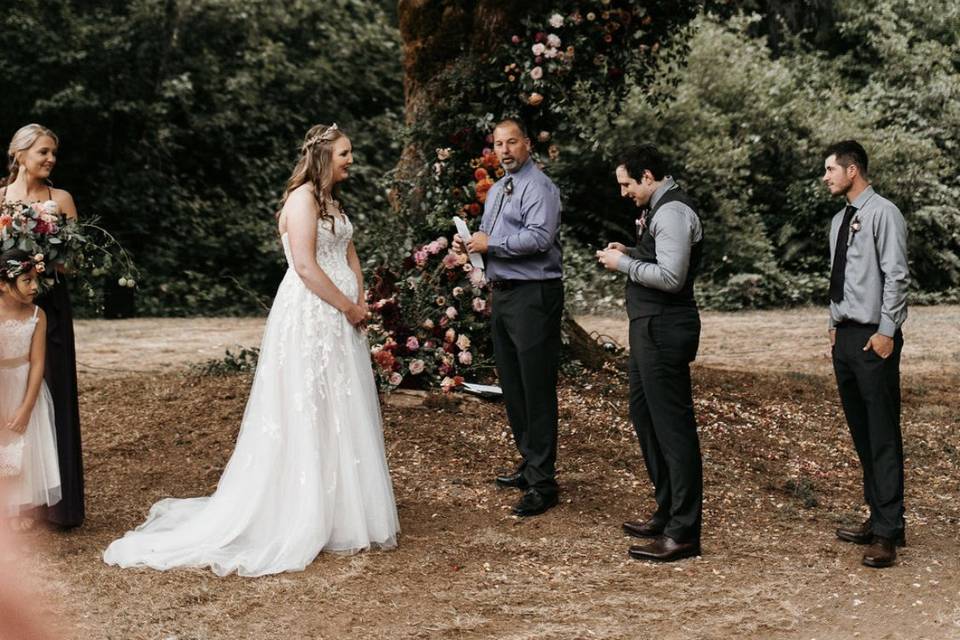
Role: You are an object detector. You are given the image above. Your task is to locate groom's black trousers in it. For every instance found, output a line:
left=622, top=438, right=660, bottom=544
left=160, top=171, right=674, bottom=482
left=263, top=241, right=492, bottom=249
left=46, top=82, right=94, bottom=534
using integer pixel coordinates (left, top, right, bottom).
left=490, top=279, right=564, bottom=496
left=832, top=323, right=905, bottom=539
left=628, top=307, right=702, bottom=543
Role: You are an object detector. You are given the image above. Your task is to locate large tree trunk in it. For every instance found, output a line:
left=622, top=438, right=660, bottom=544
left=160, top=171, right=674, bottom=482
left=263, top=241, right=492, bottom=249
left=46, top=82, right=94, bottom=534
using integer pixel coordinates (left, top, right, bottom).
left=396, top=0, right=615, bottom=369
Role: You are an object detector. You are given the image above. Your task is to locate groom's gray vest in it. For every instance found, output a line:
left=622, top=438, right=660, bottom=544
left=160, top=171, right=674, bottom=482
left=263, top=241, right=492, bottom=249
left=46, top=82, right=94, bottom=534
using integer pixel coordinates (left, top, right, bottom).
left=625, top=188, right=703, bottom=319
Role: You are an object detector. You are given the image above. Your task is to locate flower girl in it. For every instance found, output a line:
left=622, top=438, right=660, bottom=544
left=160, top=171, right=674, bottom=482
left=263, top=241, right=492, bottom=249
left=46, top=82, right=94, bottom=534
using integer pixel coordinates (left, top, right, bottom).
left=0, top=249, right=61, bottom=530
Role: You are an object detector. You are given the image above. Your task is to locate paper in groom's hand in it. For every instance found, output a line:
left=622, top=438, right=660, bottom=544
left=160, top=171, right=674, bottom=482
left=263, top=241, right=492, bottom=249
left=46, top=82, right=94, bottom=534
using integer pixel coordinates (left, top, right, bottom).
left=453, top=216, right=485, bottom=270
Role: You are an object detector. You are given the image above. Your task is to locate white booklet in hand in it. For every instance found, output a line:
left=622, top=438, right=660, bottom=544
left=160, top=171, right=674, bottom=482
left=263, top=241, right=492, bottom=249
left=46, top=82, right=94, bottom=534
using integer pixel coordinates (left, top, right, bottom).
left=453, top=216, right=485, bottom=271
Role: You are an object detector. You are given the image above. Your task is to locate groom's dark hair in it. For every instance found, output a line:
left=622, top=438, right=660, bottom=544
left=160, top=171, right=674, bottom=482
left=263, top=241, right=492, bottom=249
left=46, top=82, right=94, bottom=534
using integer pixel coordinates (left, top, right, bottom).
left=617, top=144, right=668, bottom=182
left=824, top=140, right=869, bottom=178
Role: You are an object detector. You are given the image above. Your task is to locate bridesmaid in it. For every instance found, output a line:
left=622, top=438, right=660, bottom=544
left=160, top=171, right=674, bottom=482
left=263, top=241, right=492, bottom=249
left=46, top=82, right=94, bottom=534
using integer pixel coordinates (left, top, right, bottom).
left=2, top=124, right=84, bottom=528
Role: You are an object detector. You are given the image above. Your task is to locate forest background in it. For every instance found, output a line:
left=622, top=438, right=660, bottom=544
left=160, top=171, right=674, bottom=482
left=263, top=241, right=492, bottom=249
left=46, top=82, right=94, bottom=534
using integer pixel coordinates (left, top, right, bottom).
left=1, top=0, right=958, bottom=318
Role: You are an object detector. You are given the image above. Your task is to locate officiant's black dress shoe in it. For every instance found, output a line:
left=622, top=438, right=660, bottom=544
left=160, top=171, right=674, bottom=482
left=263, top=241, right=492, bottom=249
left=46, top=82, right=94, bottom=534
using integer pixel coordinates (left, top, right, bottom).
left=628, top=536, right=701, bottom=562
left=495, top=471, right=528, bottom=490
left=622, top=517, right=666, bottom=539
left=862, top=536, right=898, bottom=568
left=512, top=489, right=558, bottom=517
left=836, top=519, right=906, bottom=547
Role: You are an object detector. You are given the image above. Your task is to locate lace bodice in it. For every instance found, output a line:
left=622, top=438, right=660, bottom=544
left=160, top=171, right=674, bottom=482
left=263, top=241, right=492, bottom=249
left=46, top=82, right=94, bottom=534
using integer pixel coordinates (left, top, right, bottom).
left=281, top=215, right=356, bottom=296
left=0, top=310, right=38, bottom=364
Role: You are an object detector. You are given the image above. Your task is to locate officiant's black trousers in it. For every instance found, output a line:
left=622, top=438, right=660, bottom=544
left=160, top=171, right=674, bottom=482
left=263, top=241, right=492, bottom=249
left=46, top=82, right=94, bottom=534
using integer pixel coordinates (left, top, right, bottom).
left=491, top=279, right=563, bottom=497
left=628, top=308, right=702, bottom=544
left=832, top=323, right=905, bottom=539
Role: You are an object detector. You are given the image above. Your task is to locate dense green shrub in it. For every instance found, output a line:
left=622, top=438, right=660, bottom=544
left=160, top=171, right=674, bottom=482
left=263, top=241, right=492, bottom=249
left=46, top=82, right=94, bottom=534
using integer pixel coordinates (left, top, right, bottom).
left=0, top=0, right=402, bottom=316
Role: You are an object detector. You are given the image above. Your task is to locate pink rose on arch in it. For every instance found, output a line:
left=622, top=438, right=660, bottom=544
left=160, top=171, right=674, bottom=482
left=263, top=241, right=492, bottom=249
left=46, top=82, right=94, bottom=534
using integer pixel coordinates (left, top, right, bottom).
left=414, top=250, right=428, bottom=267
left=458, top=351, right=473, bottom=366
left=532, top=42, right=546, bottom=56
left=469, top=269, right=486, bottom=287
left=547, top=34, right=561, bottom=48
left=421, top=318, right=435, bottom=330
left=424, top=340, right=436, bottom=349
left=442, top=252, right=459, bottom=269
left=426, top=241, right=442, bottom=255
left=406, top=336, right=420, bottom=351
left=439, top=362, right=452, bottom=376
left=388, top=372, right=403, bottom=386
left=445, top=306, right=458, bottom=319
left=472, top=297, right=486, bottom=312
left=409, top=359, right=425, bottom=375
left=445, top=328, right=456, bottom=343
left=453, top=287, right=464, bottom=297
left=439, top=317, right=449, bottom=328
left=456, top=334, right=471, bottom=350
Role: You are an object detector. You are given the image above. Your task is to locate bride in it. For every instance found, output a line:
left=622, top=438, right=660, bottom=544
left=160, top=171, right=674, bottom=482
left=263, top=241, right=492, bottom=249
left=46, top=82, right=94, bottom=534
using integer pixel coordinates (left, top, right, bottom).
left=103, top=124, right=400, bottom=577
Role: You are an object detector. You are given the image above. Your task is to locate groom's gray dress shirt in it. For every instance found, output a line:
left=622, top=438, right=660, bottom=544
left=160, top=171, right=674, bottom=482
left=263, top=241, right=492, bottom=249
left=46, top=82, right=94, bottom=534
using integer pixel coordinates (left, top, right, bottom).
left=479, top=159, right=562, bottom=282
left=828, top=186, right=909, bottom=337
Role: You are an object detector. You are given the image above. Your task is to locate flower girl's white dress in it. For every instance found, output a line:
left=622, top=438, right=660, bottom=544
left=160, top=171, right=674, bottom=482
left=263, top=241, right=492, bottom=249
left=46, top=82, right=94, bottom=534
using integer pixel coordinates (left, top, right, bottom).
left=104, top=215, right=399, bottom=576
left=0, top=306, right=62, bottom=513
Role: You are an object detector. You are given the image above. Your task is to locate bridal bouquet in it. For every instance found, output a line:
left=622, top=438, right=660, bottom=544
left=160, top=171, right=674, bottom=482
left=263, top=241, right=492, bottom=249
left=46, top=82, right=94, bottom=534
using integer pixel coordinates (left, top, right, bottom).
left=0, top=199, right=136, bottom=290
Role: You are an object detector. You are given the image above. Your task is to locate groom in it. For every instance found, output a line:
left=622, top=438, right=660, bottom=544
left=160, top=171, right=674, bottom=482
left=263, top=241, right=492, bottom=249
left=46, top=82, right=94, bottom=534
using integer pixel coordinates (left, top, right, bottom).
left=455, top=118, right=563, bottom=517
left=596, top=144, right=704, bottom=562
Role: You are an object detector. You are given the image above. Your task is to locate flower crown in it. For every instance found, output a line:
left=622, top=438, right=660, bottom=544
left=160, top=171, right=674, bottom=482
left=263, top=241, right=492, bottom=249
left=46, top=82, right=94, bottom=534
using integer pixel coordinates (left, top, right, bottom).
left=302, top=123, right=340, bottom=150
left=0, top=254, right=44, bottom=280
left=1, top=259, right=32, bottom=280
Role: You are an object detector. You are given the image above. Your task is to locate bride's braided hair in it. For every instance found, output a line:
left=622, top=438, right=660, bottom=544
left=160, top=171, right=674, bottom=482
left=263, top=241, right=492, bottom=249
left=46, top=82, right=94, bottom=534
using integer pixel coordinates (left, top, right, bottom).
left=277, top=124, right=346, bottom=229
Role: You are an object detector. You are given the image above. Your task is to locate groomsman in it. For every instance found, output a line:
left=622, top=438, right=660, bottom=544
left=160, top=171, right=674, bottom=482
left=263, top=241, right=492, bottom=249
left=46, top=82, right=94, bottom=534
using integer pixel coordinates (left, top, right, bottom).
left=455, top=118, right=564, bottom=517
left=596, top=144, right=703, bottom=562
left=823, top=140, right=909, bottom=568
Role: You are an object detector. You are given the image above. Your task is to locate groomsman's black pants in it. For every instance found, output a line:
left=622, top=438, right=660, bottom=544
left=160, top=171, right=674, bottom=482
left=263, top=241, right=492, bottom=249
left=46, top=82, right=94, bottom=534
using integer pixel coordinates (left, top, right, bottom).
left=491, top=279, right=564, bottom=497
left=832, top=323, right=905, bottom=539
left=628, top=307, right=702, bottom=543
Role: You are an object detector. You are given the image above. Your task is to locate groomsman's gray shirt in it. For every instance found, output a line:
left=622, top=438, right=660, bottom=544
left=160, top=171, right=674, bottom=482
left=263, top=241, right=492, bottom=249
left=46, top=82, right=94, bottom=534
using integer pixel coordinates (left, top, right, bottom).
left=828, top=185, right=909, bottom=337
left=479, top=159, right=562, bottom=282
left=616, top=177, right=702, bottom=292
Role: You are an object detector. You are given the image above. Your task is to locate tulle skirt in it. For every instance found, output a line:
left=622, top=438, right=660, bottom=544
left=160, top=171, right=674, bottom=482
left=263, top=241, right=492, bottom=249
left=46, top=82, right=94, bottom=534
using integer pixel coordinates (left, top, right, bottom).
left=103, top=268, right=399, bottom=577
left=0, top=368, right=62, bottom=514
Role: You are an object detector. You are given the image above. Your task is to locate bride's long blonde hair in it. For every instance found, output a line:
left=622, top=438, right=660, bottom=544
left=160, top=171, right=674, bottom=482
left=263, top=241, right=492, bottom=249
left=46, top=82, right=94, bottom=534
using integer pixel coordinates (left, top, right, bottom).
left=277, top=124, right=346, bottom=228
left=4, top=124, right=59, bottom=187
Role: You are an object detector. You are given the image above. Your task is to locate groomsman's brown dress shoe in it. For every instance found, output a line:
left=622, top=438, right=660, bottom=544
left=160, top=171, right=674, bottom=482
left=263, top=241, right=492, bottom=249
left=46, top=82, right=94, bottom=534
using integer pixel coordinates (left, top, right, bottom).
left=862, top=536, right=898, bottom=568
left=628, top=536, right=701, bottom=562
left=622, top=517, right=665, bottom=539
left=836, top=520, right=906, bottom=546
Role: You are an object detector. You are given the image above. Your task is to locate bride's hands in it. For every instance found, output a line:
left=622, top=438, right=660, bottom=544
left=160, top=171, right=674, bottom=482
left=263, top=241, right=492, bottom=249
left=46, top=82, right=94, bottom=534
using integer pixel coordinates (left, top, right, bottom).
left=344, top=302, right=367, bottom=327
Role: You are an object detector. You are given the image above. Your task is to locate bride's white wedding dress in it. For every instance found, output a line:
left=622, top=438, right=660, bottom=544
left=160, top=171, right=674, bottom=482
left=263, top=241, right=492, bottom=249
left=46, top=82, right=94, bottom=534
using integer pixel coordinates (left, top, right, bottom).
left=103, top=215, right=399, bottom=577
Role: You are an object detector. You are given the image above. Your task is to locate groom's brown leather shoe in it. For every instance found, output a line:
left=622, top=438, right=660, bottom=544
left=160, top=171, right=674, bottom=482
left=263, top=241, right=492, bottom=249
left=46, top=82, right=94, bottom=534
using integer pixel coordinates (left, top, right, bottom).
left=862, top=536, right=898, bottom=568
left=628, top=536, right=701, bottom=562
left=622, top=517, right=665, bottom=539
left=837, top=520, right=906, bottom=547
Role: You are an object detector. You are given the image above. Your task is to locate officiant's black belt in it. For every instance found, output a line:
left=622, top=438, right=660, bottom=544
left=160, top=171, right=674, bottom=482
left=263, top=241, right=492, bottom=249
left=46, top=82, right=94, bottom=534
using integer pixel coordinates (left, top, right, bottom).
left=489, top=278, right=561, bottom=291
left=835, top=321, right=879, bottom=331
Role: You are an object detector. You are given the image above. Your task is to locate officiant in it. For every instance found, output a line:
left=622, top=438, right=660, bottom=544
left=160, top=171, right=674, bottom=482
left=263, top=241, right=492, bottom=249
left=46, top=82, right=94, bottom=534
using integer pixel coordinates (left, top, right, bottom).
left=454, top=118, right=563, bottom=518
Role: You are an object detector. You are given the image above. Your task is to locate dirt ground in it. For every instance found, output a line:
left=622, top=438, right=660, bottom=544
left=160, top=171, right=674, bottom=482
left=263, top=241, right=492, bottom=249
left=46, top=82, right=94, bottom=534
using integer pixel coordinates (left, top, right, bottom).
left=12, top=306, right=960, bottom=639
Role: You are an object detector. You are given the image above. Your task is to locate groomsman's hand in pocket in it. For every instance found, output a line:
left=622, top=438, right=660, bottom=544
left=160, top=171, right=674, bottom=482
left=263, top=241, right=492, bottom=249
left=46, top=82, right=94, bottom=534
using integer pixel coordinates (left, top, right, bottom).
left=863, top=333, right=894, bottom=359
